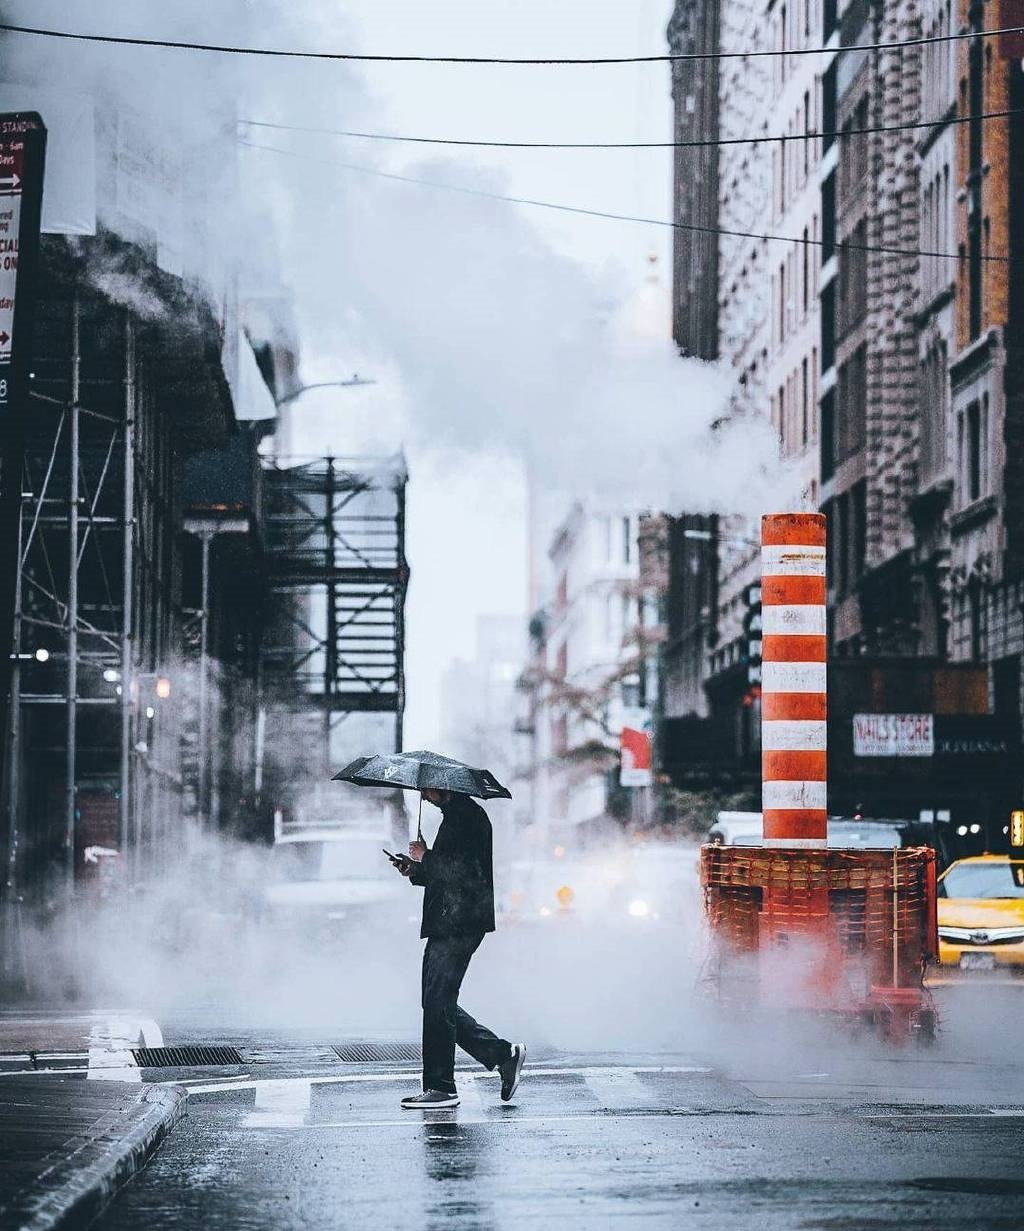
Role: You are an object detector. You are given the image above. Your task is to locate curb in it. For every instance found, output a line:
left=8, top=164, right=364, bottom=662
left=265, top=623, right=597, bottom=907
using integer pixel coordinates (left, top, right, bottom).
left=10, top=1083, right=187, bottom=1231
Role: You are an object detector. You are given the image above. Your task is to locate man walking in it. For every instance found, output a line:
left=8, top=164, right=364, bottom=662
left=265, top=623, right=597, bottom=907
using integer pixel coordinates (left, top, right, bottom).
left=391, top=787, right=525, bottom=1108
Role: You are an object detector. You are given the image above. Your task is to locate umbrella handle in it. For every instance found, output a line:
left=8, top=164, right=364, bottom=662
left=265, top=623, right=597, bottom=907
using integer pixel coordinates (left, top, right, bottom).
left=416, top=794, right=424, bottom=844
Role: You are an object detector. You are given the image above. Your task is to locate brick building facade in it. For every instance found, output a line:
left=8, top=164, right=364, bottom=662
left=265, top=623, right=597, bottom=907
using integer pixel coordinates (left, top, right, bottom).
left=664, top=0, right=1024, bottom=831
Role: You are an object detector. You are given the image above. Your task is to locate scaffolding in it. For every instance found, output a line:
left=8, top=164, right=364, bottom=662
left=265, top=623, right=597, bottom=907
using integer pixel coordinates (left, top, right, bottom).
left=259, top=455, right=409, bottom=789
left=2, top=251, right=245, bottom=915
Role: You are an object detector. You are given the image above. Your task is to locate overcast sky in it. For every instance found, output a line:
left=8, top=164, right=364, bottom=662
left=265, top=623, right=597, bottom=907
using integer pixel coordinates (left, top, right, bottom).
left=283, top=0, right=676, bottom=752
left=3, top=0, right=677, bottom=760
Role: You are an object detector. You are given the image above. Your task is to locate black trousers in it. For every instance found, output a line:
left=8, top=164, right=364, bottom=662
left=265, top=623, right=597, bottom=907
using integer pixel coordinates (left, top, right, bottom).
left=421, top=932, right=511, bottom=1094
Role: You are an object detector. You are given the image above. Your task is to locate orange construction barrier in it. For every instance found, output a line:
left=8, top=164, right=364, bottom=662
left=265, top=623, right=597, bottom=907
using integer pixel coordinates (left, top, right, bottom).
left=702, top=514, right=938, bottom=1042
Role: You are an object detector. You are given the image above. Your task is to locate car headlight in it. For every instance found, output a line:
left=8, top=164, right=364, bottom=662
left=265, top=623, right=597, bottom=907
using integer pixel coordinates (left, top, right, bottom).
left=628, top=899, right=650, bottom=918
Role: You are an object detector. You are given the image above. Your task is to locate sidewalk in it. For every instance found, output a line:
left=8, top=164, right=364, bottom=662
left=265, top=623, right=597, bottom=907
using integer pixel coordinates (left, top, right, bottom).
left=0, top=1076, right=185, bottom=1230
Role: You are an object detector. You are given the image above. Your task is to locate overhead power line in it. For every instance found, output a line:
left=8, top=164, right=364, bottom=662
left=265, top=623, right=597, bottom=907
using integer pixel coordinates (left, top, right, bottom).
left=239, top=140, right=1011, bottom=264
left=1, top=20, right=1022, bottom=66
left=239, top=107, right=1022, bottom=151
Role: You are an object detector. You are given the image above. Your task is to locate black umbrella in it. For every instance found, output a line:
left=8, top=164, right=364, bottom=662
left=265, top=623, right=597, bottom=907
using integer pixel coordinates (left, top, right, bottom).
left=332, top=750, right=512, bottom=801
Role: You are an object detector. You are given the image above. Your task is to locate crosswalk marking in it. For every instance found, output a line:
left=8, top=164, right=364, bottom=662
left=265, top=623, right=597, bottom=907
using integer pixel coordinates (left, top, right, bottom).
left=582, top=1071, right=656, bottom=1109
left=86, top=1018, right=145, bottom=1083
left=183, top=1064, right=709, bottom=1097
left=456, top=1073, right=485, bottom=1119
left=171, top=1066, right=1024, bottom=1131
left=241, top=1079, right=313, bottom=1128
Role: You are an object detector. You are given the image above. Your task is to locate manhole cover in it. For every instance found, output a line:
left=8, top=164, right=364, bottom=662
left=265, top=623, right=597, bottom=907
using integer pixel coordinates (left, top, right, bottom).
left=910, top=1177, right=1024, bottom=1196
left=132, top=1045, right=243, bottom=1068
left=333, top=1042, right=421, bottom=1063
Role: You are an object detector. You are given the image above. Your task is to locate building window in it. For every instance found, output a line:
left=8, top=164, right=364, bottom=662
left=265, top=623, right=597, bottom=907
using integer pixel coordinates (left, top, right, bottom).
left=822, top=62, right=837, bottom=150
left=961, top=396, right=988, bottom=504
left=837, top=344, right=867, bottom=461
left=779, top=263, right=786, bottom=341
left=821, top=173, right=835, bottom=260
left=839, top=97, right=869, bottom=201
left=919, top=340, right=948, bottom=482
left=821, top=387, right=836, bottom=480
left=802, top=356, right=810, bottom=446
left=851, top=479, right=867, bottom=580
left=802, top=227, right=810, bottom=313
left=622, top=516, right=632, bottom=565
left=968, top=579, right=987, bottom=662
left=838, top=220, right=867, bottom=335
left=834, top=492, right=849, bottom=596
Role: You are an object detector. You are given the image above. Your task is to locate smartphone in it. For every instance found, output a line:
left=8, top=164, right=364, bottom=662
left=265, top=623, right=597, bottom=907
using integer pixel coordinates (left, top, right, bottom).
left=383, top=848, right=408, bottom=864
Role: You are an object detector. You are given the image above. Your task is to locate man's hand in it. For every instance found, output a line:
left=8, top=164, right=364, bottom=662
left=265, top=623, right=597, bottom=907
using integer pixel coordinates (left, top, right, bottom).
left=409, top=840, right=427, bottom=861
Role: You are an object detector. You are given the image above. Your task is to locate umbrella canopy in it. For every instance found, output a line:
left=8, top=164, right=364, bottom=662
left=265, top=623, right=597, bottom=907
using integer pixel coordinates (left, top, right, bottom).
left=333, top=750, right=512, bottom=801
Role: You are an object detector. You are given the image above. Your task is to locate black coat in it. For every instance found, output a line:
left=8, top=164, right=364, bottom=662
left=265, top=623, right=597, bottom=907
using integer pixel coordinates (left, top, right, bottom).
left=409, top=795, right=496, bottom=939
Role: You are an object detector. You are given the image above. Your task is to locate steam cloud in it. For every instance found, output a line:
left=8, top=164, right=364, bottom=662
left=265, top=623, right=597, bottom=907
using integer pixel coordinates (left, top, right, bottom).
left=1, top=0, right=791, bottom=517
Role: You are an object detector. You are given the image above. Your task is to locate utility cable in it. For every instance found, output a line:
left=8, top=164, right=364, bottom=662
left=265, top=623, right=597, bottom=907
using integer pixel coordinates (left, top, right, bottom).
left=239, top=139, right=1011, bottom=263
left=1, top=19, right=1022, bottom=66
left=239, top=107, right=1022, bottom=151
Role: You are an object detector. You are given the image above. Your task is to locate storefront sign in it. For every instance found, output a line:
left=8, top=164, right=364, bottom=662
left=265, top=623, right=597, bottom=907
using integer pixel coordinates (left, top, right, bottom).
left=853, top=712, right=934, bottom=757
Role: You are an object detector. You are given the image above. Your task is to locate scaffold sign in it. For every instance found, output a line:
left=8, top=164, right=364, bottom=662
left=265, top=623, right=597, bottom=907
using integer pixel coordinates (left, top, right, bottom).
left=0, top=112, right=45, bottom=416
left=620, top=707, right=653, bottom=787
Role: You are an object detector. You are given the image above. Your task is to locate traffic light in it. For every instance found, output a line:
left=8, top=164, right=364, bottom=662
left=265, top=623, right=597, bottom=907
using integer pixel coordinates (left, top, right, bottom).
left=1010, top=810, right=1024, bottom=850
left=743, top=583, right=762, bottom=685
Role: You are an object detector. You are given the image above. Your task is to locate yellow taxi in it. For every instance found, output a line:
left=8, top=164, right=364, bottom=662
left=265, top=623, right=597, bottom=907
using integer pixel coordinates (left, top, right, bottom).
left=937, top=854, right=1024, bottom=974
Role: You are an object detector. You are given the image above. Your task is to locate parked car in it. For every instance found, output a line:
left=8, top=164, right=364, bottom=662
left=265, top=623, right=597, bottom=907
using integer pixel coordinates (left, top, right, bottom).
left=936, top=854, right=1024, bottom=975
left=706, top=813, right=903, bottom=849
left=261, top=828, right=407, bottom=938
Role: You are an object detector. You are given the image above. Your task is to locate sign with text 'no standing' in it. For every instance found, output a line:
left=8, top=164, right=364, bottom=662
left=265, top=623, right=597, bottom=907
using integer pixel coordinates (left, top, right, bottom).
left=0, top=113, right=46, bottom=789
left=0, top=112, right=45, bottom=418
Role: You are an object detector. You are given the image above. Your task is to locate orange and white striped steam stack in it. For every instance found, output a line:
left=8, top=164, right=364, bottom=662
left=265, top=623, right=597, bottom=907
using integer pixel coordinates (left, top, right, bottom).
left=761, top=513, right=827, bottom=848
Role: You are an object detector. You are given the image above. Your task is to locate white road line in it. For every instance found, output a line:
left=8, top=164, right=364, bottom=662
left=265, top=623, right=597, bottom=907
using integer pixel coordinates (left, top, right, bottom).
left=241, top=1079, right=313, bottom=1128
left=182, top=1064, right=710, bottom=1097
left=583, top=1071, right=657, bottom=1109
left=86, top=1019, right=139, bottom=1083
left=137, top=1018, right=164, bottom=1047
left=239, top=1111, right=687, bottom=1131
left=455, top=1074, right=485, bottom=1120
left=222, top=1106, right=1024, bottom=1132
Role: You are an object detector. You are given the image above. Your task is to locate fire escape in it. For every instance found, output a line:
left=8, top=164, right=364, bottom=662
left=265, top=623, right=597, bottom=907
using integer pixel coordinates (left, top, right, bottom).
left=259, top=455, right=408, bottom=798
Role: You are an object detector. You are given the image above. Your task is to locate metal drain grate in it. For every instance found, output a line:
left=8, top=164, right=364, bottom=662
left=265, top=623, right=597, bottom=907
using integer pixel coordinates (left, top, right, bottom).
left=131, top=1045, right=243, bottom=1068
left=333, top=1042, right=421, bottom=1063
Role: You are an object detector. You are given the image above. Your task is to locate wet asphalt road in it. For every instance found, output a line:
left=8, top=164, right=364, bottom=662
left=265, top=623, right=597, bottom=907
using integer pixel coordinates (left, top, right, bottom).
left=34, top=853, right=1024, bottom=1229
left=92, top=1016, right=1024, bottom=1231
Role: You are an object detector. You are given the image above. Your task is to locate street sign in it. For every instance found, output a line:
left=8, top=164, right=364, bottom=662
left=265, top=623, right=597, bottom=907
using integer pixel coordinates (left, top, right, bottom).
left=0, top=113, right=44, bottom=415
left=620, top=706, right=653, bottom=787
left=0, top=112, right=46, bottom=803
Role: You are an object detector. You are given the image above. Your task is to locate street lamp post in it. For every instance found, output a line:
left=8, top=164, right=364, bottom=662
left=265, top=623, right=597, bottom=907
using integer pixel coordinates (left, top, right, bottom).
left=274, top=376, right=375, bottom=408
left=184, top=517, right=249, bottom=827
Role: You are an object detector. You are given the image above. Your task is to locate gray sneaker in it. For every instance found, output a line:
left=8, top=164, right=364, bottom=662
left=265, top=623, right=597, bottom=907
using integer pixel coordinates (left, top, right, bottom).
left=498, top=1043, right=526, bottom=1102
left=401, top=1089, right=460, bottom=1109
